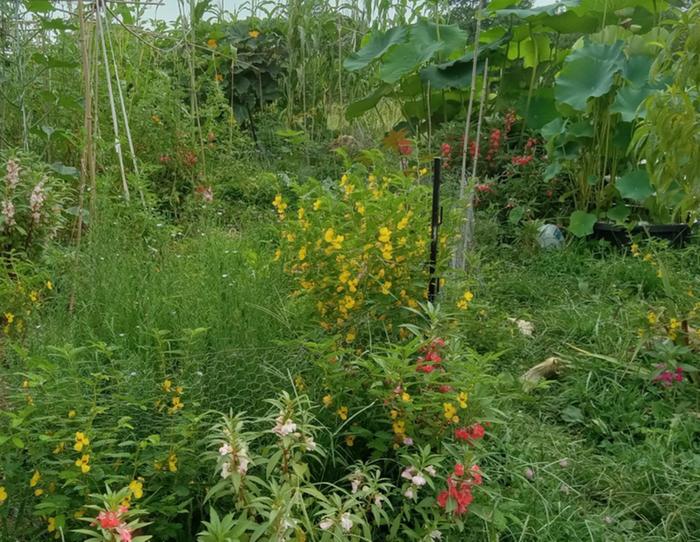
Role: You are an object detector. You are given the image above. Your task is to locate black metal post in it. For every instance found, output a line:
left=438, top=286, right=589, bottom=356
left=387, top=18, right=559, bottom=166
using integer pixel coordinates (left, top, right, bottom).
left=428, top=157, right=442, bottom=302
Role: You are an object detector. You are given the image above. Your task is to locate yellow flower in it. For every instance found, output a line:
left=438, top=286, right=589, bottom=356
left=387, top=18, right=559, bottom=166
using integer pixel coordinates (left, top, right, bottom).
left=248, top=29, right=260, bottom=38
left=345, top=435, right=355, bottom=447
left=378, top=226, right=392, bottom=243
left=298, top=246, right=307, bottom=261
left=129, top=479, right=143, bottom=499
left=34, top=488, right=44, bottom=497
left=30, top=470, right=41, bottom=488
left=392, top=419, right=406, bottom=435
left=169, top=395, right=184, bottom=414
left=285, top=231, right=295, bottom=242
left=162, top=379, right=172, bottom=393
left=419, top=167, right=428, bottom=176
left=215, top=73, right=224, bottom=82
left=74, top=431, right=89, bottom=452
left=75, top=454, right=90, bottom=474
left=167, top=452, right=178, bottom=472
left=297, top=207, right=305, bottom=220
left=381, top=243, right=393, bottom=260
left=339, top=269, right=351, bottom=284
left=457, top=291, right=474, bottom=310
left=631, top=243, right=640, bottom=257
left=390, top=409, right=399, bottom=419
left=670, top=318, right=681, bottom=330
left=274, top=248, right=282, bottom=261
left=29, top=290, right=39, bottom=302
left=345, top=329, right=356, bottom=343
left=337, top=406, right=349, bottom=420
left=443, top=402, right=457, bottom=420
left=647, top=311, right=657, bottom=325
left=0, top=486, right=7, bottom=504
left=322, top=394, right=333, bottom=407
left=294, top=375, right=306, bottom=391
left=380, top=281, right=392, bottom=295
left=401, top=392, right=411, bottom=403
left=68, top=410, right=76, bottom=418
left=4, top=312, right=14, bottom=324
left=355, top=202, right=365, bottom=215
left=458, top=391, right=468, bottom=409
left=643, top=253, right=653, bottom=262
left=397, top=213, right=412, bottom=230
left=47, top=517, right=56, bottom=533
left=341, top=295, right=356, bottom=310
left=53, top=442, right=64, bottom=454
left=207, top=38, right=218, bottom=48
left=313, top=199, right=321, bottom=211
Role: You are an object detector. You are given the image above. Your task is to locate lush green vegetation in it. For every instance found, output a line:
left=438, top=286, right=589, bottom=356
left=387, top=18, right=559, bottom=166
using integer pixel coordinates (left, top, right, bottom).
left=0, top=0, right=698, bottom=541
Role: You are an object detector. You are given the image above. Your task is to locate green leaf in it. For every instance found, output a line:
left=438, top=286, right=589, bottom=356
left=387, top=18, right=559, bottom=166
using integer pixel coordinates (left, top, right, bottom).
left=378, top=40, right=442, bottom=84
left=40, top=18, right=76, bottom=31
left=24, top=0, right=53, bottom=12
left=507, top=34, right=552, bottom=68
left=568, top=211, right=597, bottom=237
left=610, top=85, right=654, bottom=121
left=543, top=161, right=562, bottom=181
left=622, top=54, right=654, bottom=87
left=616, top=169, right=653, bottom=201
left=343, top=27, right=408, bottom=72
left=606, top=205, right=630, bottom=223
left=555, top=41, right=624, bottom=110
left=410, top=19, right=468, bottom=57
left=345, top=84, right=393, bottom=119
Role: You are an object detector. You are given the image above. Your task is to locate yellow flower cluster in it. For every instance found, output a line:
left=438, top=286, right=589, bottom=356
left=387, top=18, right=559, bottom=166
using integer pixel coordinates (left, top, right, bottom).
left=457, top=291, right=474, bottom=310
left=162, top=379, right=185, bottom=415
left=273, top=163, right=436, bottom=340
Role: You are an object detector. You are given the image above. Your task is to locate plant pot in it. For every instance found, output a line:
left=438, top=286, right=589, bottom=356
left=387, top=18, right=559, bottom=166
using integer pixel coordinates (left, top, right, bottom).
left=592, top=221, right=692, bottom=248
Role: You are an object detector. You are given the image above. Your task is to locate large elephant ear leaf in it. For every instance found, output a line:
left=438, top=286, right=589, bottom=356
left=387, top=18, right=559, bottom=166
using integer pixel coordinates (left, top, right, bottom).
left=343, top=26, right=408, bottom=72
left=345, top=84, right=393, bottom=120
left=378, top=40, right=443, bottom=84
left=568, top=211, right=597, bottom=237
left=610, top=85, right=654, bottom=121
left=410, top=19, right=468, bottom=57
left=555, top=41, right=625, bottom=110
left=616, top=169, right=654, bottom=201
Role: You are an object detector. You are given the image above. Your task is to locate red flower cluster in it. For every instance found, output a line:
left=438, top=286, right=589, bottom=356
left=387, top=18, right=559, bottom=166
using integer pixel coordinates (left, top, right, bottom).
left=416, top=337, right=445, bottom=374
left=653, top=365, right=684, bottom=387
left=441, top=143, right=452, bottom=157
left=454, top=422, right=485, bottom=444
left=398, top=140, right=413, bottom=156
left=94, top=506, right=132, bottom=541
left=485, top=128, right=501, bottom=162
left=512, top=155, right=534, bottom=166
left=475, top=183, right=493, bottom=194
left=469, top=141, right=479, bottom=159
left=437, top=463, right=482, bottom=516
left=525, top=137, right=537, bottom=151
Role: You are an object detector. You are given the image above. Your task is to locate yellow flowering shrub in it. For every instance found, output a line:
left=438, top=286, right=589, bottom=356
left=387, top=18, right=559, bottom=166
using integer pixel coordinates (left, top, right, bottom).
left=274, top=152, right=446, bottom=340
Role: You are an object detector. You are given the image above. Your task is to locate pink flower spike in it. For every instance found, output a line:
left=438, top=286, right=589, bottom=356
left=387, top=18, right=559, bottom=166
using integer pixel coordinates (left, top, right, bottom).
left=117, top=524, right=133, bottom=542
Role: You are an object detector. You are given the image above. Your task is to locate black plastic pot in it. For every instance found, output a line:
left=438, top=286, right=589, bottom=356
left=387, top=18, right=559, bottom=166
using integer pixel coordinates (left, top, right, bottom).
left=592, top=222, right=692, bottom=248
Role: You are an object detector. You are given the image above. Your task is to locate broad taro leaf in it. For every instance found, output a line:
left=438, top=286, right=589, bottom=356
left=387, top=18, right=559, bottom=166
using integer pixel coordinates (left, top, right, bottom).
left=568, top=210, right=597, bottom=237
left=486, top=0, right=519, bottom=10
left=555, top=41, right=624, bottom=111
left=606, top=205, right=630, bottom=223
left=379, top=40, right=443, bottom=84
left=410, top=19, right=468, bottom=57
left=534, top=11, right=600, bottom=34
left=610, top=85, right=655, bottom=121
left=573, top=0, right=668, bottom=15
left=344, top=27, right=408, bottom=72
left=419, top=36, right=507, bottom=90
left=622, top=54, right=654, bottom=86
left=345, top=84, right=393, bottom=120
left=507, top=34, right=552, bottom=68
left=616, top=169, right=653, bottom=201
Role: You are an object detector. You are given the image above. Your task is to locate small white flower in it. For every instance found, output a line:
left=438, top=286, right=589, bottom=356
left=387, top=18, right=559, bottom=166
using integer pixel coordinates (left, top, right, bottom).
left=425, top=465, right=437, bottom=477
left=403, top=487, right=415, bottom=499
left=429, top=530, right=443, bottom=540
left=401, top=467, right=415, bottom=480
left=373, top=494, right=383, bottom=508
left=319, top=518, right=334, bottom=530
left=219, top=443, right=233, bottom=456
left=304, top=435, right=317, bottom=451
left=340, top=513, right=353, bottom=532
left=272, top=416, right=297, bottom=437
left=508, top=318, right=534, bottom=337
left=411, top=474, right=427, bottom=486
left=351, top=479, right=361, bottom=494
left=221, top=461, right=231, bottom=479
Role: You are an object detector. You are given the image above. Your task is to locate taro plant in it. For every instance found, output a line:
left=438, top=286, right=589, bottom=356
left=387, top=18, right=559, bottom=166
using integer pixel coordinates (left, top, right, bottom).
left=631, top=3, right=700, bottom=224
